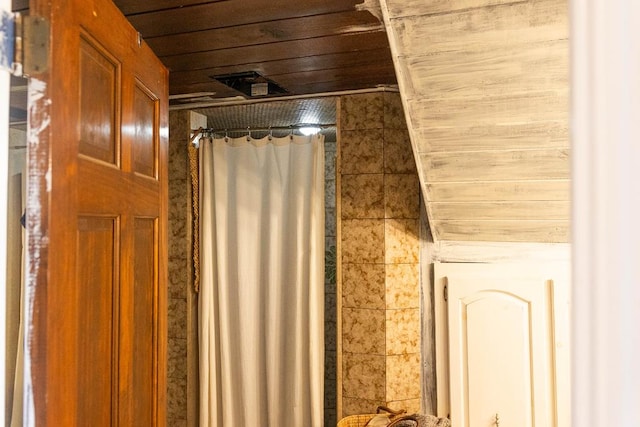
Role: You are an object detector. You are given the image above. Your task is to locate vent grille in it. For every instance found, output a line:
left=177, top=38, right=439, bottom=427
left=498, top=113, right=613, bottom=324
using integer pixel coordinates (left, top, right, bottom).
left=211, top=71, right=288, bottom=98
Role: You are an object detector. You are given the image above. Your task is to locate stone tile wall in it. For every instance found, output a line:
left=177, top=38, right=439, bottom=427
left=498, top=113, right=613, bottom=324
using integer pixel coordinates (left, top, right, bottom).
left=167, top=111, right=204, bottom=427
left=338, top=93, right=421, bottom=417
left=324, top=139, right=338, bottom=427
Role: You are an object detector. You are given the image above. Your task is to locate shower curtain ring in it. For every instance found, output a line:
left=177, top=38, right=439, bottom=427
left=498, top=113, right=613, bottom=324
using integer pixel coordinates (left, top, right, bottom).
left=247, top=127, right=251, bottom=142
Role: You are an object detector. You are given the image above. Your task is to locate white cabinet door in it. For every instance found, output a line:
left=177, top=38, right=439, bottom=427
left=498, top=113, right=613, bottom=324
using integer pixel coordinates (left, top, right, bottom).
left=434, top=263, right=570, bottom=427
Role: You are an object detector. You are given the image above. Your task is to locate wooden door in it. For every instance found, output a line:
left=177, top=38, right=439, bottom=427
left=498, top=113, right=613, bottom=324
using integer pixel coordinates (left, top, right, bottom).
left=26, top=0, right=168, bottom=424
left=434, top=263, right=570, bottom=427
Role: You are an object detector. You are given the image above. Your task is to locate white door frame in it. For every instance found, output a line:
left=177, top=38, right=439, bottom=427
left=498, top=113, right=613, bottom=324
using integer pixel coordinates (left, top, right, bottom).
left=571, top=1, right=640, bottom=426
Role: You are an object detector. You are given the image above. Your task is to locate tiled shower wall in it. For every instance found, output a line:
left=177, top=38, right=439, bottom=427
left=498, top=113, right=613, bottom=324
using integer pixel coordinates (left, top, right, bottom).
left=167, top=111, right=203, bottom=427
left=338, top=93, right=421, bottom=417
left=325, top=138, right=338, bottom=427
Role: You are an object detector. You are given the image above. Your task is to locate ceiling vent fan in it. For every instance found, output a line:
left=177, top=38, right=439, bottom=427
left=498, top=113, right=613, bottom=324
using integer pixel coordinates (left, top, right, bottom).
left=211, top=71, right=289, bottom=98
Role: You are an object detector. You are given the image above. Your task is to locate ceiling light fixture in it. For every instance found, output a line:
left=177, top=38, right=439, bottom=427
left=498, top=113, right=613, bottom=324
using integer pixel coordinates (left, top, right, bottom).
left=299, top=126, right=321, bottom=136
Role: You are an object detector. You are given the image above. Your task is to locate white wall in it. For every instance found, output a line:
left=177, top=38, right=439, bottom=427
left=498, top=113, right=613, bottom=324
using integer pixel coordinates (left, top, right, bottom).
left=571, top=1, right=640, bottom=426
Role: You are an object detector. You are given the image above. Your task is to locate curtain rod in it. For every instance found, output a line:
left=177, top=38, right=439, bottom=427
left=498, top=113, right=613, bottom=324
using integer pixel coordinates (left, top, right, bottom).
left=192, top=124, right=335, bottom=135
left=189, top=124, right=335, bottom=146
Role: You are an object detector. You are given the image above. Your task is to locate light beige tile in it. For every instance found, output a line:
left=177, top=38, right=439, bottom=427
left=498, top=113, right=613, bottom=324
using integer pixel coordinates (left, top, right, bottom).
left=384, top=92, right=407, bottom=130
left=386, top=308, right=420, bottom=355
left=384, top=129, right=417, bottom=174
left=385, top=219, right=419, bottom=264
left=385, top=264, right=420, bottom=310
left=340, top=129, right=384, bottom=174
left=343, top=263, right=385, bottom=309
left=385, top=174, right=420, bottom=219
left=386, top=353, right=421, bottom=401
left=342, top=219, right=385, bottom=264
left=341, top=174, right=385, bottom=219
left=343, top=308, right=385, bottom=355
left=342, top=353, right=386, bottom=401
left=341, top=93, right=384, bottom=131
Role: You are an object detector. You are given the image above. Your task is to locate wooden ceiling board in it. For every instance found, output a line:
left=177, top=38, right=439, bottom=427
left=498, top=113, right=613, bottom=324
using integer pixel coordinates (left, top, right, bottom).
left=146, top=10, right=382, bottom=57
left=394, top=0, right=567, bottom=57
left=433, top=220, right=569, bottom=243
left=425, top=181, right=571, bottom=202
left=407, top=91, right=568, bottom=129
left=414, top=121, right=569, bottom=153
left=168, top=80, right=247, bottom=98
left=169, top=48, right=393, bottom=88
left=271, top=62, right=397, bottom=90
left=124, top=0, right=368, bottom=38
left=113, top=0, right=228, bottom=16
left=421, top=149, right=570, bottom=183
left=428, top=201, right=570, bottom=221
left=401, top=39, right=568, bottom=101
left=161, top=31, right=391, bottom=72
left=169, top=63, right=397, bottom=97
left=385, top=0, right=520, bottom=18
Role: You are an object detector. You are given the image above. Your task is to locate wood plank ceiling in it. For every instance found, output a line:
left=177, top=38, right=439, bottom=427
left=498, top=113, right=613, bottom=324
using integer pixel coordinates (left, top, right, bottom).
left=100, top=0, right=398, bottom=104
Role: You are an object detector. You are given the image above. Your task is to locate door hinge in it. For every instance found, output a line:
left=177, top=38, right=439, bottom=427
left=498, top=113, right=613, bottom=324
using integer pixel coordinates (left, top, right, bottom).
left=0, top=10, right=50, bottom=76
left=16, top=14, right=50, bottom=76
left=443, top=284, right=448, bottom=301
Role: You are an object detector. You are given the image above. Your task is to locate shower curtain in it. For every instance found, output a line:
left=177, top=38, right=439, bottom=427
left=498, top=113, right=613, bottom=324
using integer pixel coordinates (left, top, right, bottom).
left=199, top=133, right=325, bottom=427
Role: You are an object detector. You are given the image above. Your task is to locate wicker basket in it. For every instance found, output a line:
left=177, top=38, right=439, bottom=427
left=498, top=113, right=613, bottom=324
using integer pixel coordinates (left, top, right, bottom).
left=336, top=413, right=376, bottom=427
left=337, top=406, right=406, bottom=427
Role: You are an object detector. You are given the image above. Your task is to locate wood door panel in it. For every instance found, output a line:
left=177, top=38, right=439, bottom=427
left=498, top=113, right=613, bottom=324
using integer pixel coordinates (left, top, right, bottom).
left=79, top=35, right=120, bottom=166
left=78, top=159, right=161, bottom=216
left=132, top=217, right=157, bottom=426
left=76, top=216, right=118, bottom=425
left=133, top=84, right=158, bottom=179
left=463, top=291, right=535, bottom=426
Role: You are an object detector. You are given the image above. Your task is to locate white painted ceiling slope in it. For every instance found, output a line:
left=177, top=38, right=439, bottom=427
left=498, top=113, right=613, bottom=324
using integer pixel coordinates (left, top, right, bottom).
left=380, top=0, right=570, bottom=243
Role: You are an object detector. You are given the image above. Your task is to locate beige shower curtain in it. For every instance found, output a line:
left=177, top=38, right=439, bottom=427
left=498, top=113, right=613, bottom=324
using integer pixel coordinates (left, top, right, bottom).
left=199, top=134, right=325, bottom=427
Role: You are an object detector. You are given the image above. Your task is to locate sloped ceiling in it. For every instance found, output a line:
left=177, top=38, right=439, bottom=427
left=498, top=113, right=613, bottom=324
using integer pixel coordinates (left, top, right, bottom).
left=379, top=0, right=570, bottom=243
